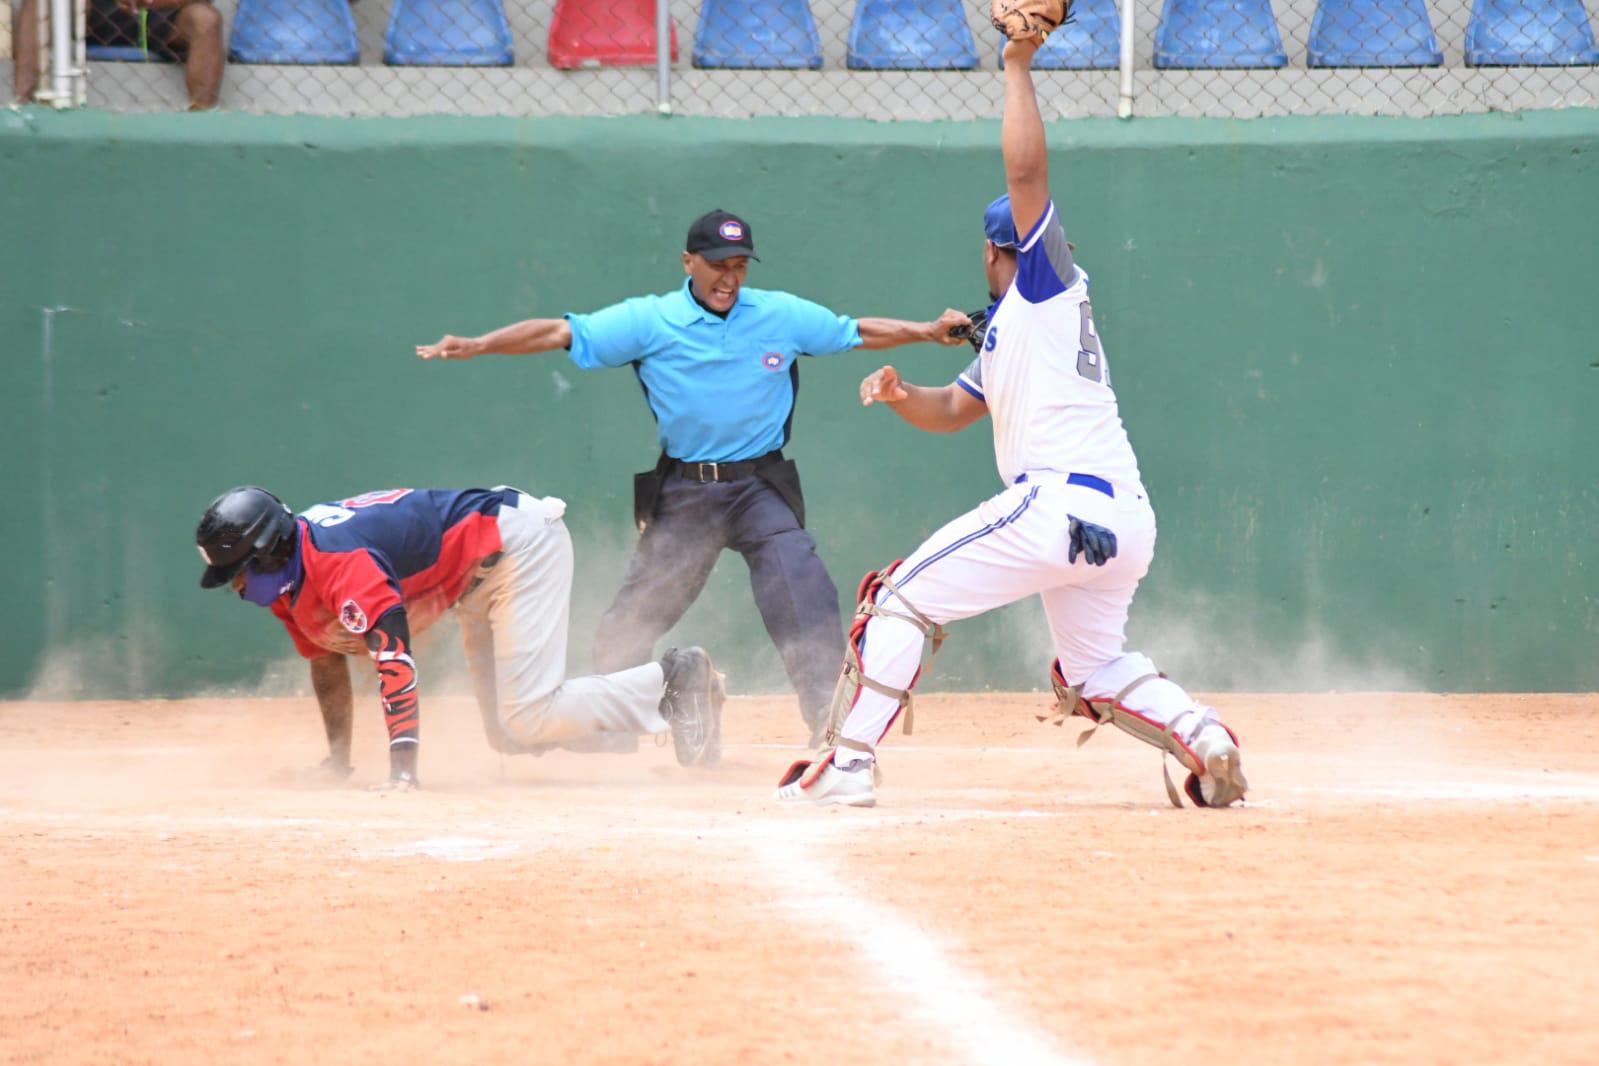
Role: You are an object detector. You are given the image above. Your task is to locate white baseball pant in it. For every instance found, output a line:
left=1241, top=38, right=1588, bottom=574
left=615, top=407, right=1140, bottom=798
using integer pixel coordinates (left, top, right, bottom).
left=454, top=491, right=671, bottom=750
left=834, top=471, right=1220, bottom=764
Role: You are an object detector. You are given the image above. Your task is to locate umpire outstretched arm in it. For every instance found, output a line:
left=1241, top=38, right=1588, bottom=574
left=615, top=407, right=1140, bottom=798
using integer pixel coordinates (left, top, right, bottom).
left=416, top=318, right=573, bottom=360
left=415, top=313, right=970, bottom=361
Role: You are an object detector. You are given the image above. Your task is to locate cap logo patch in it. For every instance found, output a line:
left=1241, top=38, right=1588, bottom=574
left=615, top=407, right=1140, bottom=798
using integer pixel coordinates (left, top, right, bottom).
left=718, top=220, right=745, bottom=241
left=339, top=600, right=369, bottom=634
left=761, top=352, right=784, bottom=371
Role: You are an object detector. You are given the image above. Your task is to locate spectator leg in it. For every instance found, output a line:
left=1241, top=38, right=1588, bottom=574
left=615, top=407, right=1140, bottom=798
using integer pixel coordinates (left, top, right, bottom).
left=168, top=1, right=222, bottom=110
left=13, top=0, right=39, bottom=104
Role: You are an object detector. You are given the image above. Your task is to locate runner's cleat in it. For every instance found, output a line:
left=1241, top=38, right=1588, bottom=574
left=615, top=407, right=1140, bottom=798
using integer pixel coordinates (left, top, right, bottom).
left=659, top=647, right=721, bottom=766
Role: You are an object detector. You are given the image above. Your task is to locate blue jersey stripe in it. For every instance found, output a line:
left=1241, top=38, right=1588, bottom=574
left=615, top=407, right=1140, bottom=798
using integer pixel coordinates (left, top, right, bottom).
left=896, top=487, right=1039, bottom=589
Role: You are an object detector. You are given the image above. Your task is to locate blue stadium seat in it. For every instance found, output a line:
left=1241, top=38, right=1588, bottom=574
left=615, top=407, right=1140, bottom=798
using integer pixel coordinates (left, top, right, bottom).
left=385, top=0, right=514, bottom=66
left=86, top=45, right=171, bottom=62
left=693, top=0, right=823, bottom=69
left=1308, top=0, right=1442, bottom=66
left=848, top=0, right=979, bottom=70
left=1154, top=0, right=1287, bottom=68
left=228, top=0, right=359, bottom=65
left=996, top=0, right=1120, bottom=69
left=1465, top=0, right=1599, bottom=65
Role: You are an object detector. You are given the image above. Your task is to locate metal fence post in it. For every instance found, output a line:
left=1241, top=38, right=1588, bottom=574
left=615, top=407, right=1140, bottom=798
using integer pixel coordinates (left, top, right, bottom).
left=656, top=0, right=672, bottom=115
left=1116, top=0, right=1135, bottom=118
left=74, top=0, right=86, bottom=106
left=48, top=0, right=76, bottom=108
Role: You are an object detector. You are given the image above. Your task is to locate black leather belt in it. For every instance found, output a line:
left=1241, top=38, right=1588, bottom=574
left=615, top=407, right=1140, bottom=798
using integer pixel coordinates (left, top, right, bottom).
left=670, top=450, right=782, bottom=483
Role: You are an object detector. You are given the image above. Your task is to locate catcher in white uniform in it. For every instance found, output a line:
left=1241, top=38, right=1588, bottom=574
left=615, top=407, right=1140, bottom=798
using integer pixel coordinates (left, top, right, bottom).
left=776, top=25, right=1248, bottom=810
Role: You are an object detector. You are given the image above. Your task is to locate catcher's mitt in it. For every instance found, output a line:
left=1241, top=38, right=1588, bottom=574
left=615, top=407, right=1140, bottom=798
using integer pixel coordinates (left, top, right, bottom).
left=991, top=0, right=1073, bottom=43
left=949, top=307, right=990, bottom=353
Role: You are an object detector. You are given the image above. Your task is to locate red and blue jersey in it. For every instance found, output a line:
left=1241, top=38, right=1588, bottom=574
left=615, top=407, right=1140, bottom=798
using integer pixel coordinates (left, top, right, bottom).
left=268, top=488, right=505, bottom=658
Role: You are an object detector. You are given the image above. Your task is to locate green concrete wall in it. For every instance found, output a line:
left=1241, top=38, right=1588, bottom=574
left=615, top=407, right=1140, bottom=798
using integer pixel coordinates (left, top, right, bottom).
left=2, top=107, right=1596, bottom=699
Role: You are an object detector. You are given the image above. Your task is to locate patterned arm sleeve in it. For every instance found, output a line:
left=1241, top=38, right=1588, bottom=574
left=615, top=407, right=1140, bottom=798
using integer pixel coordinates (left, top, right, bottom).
left=365, top=607, right=419, bottom=784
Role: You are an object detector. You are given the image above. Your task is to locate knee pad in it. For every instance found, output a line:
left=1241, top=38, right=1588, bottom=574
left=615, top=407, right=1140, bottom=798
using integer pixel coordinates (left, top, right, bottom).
left=819, top=560, right=947, bottom=757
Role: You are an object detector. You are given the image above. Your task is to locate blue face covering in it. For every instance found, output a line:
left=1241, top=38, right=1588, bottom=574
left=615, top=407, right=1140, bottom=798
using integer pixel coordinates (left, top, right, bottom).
left=239, top=547, right=302, bottom=607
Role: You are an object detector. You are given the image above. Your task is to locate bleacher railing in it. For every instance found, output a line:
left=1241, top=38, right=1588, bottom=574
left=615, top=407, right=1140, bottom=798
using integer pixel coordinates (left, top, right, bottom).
left=11, top=0, right=1599, bottom=117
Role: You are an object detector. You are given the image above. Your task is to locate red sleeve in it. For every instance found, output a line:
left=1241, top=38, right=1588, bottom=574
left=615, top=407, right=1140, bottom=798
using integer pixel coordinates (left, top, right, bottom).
left=270, top=599, right=324, bottom=660
left=316, top=549, right=404, bottom=640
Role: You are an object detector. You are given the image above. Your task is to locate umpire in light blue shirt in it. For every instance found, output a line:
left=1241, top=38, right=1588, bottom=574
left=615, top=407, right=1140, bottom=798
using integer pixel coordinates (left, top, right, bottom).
left=419, top=209, right=971, bottom=743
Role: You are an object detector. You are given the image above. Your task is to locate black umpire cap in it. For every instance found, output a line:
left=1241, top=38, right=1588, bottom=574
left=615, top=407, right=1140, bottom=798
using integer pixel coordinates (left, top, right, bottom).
left=686, top=209, right=759, bottom=262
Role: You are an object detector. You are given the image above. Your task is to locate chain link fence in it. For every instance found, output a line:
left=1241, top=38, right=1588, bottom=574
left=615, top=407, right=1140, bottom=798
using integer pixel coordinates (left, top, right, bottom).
left=8, top=0, right=1599, bottom=117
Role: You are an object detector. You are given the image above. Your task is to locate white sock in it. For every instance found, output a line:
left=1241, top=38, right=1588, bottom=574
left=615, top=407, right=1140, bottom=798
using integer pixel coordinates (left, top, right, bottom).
left=832, top=750, right=872, bottom=771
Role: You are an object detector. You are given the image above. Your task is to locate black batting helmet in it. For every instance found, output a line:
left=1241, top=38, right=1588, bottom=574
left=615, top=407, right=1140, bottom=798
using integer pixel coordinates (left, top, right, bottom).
left=196, top=486, right=298, bottom=589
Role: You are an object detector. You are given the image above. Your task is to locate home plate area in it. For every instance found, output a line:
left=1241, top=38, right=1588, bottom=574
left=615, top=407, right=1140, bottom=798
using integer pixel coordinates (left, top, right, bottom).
left=3, top=691, right=1597, bottom=1064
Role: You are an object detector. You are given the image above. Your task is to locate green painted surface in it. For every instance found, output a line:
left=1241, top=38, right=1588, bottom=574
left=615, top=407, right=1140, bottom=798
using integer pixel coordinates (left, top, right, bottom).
left=2, top=107, right=1595, bottom=698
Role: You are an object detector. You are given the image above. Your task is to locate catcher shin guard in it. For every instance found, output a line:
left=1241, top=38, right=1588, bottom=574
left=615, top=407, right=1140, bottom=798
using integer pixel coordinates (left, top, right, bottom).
left=819, top=561, right=946, bottom=759
left=1040, top=659, right=1246, bottom=808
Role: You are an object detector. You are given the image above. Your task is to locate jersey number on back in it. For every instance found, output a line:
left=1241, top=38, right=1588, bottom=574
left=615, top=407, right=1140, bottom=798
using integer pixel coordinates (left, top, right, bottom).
left=1076, top=302, right=1109, bottom=386
left=302, top=489, right=415, bottom=528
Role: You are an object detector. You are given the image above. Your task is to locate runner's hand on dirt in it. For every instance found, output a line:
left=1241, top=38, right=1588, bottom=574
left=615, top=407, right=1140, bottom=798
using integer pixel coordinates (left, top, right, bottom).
left=369, top=770, right=420, bottom=793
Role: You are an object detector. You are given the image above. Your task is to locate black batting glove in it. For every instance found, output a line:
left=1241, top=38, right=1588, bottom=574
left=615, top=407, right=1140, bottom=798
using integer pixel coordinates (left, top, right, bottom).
left=1067, top=516, right=1118, bottom=567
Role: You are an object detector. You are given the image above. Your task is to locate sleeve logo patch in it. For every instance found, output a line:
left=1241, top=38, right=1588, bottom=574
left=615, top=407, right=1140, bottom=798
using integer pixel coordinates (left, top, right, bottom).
left=339, top=600, right=369, bottom=634
left=761, top=351, right=784, bottom=371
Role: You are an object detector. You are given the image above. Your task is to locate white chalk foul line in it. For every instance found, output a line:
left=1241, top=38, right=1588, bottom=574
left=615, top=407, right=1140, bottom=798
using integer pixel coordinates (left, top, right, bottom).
left=750, top=822, right=1088, bottom=1066
left=353, top=836, right=524, bottom=862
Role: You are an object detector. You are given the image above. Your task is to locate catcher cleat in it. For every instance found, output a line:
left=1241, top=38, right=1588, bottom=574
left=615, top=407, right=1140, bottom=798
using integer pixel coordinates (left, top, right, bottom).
left=775, top=750, right=876, bottom=807
left=1183, top=723, right=1248, bottom=808
left=659, top=647, right=723, bottom=766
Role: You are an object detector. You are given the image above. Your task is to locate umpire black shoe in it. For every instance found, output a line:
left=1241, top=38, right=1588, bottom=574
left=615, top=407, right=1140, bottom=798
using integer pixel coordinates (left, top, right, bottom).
left=658, top=647, right=724, bottom=766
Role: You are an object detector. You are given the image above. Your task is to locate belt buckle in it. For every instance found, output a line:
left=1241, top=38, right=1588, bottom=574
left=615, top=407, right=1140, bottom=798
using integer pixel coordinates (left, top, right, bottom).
left=696, top=462, right=720, bottom=482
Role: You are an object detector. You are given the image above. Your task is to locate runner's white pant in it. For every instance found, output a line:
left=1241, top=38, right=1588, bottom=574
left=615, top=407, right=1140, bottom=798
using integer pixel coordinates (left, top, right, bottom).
left=835, top=473, right=1219, bottom=763
left=455, top=492, right=671, bottom=750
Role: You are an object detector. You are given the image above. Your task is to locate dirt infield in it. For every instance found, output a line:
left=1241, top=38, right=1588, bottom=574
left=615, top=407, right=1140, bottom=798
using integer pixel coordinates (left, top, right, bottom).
left=3, top=691, right=1598, bottom=1065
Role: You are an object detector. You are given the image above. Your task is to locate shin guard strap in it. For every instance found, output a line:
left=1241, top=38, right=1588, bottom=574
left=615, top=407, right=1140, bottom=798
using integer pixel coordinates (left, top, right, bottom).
left=863, top=570, right=947, bottom=678
left=1075, top=674, right=1199, bottom=808
left=1072, top=673, right=1160, bottom=749
left=821, top=567, right=945, bottom=749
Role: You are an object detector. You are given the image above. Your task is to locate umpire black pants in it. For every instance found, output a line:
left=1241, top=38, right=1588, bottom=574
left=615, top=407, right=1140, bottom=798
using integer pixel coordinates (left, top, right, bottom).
left=590, top=469, right=845, bottom=737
